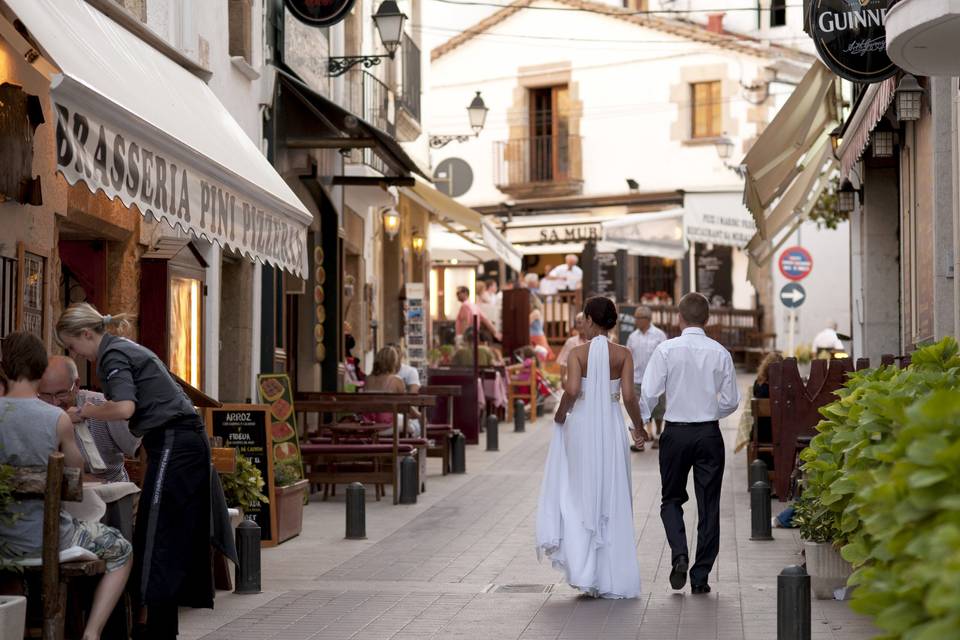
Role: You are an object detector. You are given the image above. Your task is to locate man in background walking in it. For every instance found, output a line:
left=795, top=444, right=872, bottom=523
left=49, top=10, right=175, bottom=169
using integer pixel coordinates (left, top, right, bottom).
left=626, top=305, right=667, bottom=451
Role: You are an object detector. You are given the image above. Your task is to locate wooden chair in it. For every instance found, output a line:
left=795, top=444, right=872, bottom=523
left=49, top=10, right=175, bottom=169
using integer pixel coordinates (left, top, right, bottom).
left=747, top=398, right=776, bottom=493
left=506, top=359, right=537, bottom=421
left=419, top=385, right=462, bottom=475
left=8, top=452, right=106, bottom=640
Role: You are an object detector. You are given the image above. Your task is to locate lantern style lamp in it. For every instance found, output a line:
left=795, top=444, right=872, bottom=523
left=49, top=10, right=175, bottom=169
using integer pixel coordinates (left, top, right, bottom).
left=714, top=134, right=734, bottom=161
left=871, top=130, right=894, bottom=158
left=382, top=208, right=400, bottom=240
left=327, top=0, right=407, bottom=76
left=837, top=180, right=860, bottom=213
left=430, top=91, right=490, bottom=148
left=411, top=230, right=425, bottom=256
left=467, top=92, right=489, bottom=135
left=372, top=0, right=406, bottom=57
left=829, top=125, right=842, bottom=153
left=895, top=74, right=924, bottom=122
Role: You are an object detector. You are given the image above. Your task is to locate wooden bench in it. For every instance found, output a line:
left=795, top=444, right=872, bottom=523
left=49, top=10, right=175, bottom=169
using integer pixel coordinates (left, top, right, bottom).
left=5, top=453, right=107, bottom=640
left=295, top=396, right=436, bottom=505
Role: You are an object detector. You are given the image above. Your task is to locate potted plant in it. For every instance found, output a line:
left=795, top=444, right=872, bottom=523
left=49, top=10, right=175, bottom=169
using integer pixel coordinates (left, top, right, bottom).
left=0, top=463, right=26, bottom=639
left=221, top=453, right=268, bottom=529
left=273, top=460, right=309, bottom=543
left=793, top=495, right=851, bottom=599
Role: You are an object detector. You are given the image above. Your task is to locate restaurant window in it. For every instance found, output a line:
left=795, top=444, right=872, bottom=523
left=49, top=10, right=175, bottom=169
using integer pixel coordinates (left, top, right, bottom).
left=228, top=0, right=253, bottom=62
left=637, top=256, right=676, bottom=304
left=169, top=269, right=203, bottom=389
left=770, top=0, right=787, bottom=27
left=690, top=81, right=722, bottom=139
left=622, top=0, right=648, bottom=9
left=529, top=85, right=572, bottom=182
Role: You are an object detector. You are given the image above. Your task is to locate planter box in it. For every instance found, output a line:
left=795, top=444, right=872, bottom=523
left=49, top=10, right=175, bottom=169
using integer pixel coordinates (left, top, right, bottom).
left=0, top=595, right=26, bottom=640
left=275, top=479, right=309, bottom=544
left=804, top=541, right=852, bottom=599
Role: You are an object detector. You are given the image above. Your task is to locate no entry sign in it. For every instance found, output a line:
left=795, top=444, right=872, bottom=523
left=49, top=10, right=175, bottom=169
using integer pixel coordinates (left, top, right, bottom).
left=779, top=246, right=813, bottom=281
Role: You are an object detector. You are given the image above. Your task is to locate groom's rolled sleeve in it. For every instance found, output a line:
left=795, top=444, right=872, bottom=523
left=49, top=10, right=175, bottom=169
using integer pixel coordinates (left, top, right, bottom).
left=639, top=347, right=667, bottom=423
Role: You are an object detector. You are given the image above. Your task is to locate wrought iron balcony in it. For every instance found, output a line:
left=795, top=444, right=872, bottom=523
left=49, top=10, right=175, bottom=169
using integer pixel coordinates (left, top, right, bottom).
left=397, top=34, right=421, bottom=123
left=494, top=134, right=583, bottom=198
left=344, top=69, right=395, bottom=173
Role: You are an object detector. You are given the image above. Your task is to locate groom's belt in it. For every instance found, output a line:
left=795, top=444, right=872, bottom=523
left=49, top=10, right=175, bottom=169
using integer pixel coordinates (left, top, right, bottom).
left=665, top=420, right=719, bottom=428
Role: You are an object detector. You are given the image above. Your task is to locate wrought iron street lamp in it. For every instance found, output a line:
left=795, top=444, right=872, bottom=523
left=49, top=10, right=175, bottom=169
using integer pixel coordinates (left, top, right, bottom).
left=713, top=134, right=744, bottom=176
left=871, top=130, right=894, bottom=158
left=327, top=1, right=407, bottom=77
left=429, top=92, right=489, bottom=148
left=895, top=74, right=924, bottom=122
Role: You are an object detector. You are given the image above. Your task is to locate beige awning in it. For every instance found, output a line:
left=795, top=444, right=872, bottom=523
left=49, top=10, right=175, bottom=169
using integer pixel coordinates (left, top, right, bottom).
left=837, top=77, right=897, bottom=179
left=401, top=179, right=523, bottom=271
left=742, top=61, right=838, bottom=227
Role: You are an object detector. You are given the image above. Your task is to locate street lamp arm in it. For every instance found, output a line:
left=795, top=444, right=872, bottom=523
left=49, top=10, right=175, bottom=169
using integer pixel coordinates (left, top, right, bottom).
left=327, top=54, right=390, bottom=77
left=428, top=134, right=474, bottom=149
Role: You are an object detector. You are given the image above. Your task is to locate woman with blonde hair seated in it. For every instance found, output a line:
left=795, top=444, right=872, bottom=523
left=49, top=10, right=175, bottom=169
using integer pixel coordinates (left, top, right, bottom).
left=364, top=346, right=421, bottom=436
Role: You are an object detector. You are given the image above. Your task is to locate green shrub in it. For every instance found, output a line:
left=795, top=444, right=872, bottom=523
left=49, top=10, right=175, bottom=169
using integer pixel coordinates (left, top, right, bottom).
left=221, top=452, right=269, bottom=513
left=799, top=337, right=960, bottom=639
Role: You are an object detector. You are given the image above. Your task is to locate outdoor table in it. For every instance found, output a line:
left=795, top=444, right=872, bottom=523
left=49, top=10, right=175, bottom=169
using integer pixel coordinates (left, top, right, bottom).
left=327, top=422, right=387, bottom=444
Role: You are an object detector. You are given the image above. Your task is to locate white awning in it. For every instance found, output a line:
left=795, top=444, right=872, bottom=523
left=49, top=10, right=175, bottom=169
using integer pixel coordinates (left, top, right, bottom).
left=401, top=179, right=523, bottom=271
left=601, top=210, right=687, bottom=259
left=7, top=0, right=313, bottom=277
left=741, top=61, right=838, bottom=226
left=428, top=224, right=494, bottom=264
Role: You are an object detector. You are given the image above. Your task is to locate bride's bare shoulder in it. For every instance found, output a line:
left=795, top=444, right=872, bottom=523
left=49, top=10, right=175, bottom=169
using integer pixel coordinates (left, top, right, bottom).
left=608, top=342, right=631, bottom=356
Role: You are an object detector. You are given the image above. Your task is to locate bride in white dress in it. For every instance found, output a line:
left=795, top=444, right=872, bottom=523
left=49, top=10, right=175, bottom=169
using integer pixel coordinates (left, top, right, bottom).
left=536, top=296, right=644, bottom=599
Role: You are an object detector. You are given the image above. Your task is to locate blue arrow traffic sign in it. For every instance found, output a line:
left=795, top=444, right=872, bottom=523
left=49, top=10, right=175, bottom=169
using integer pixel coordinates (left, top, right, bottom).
left=779, top=283, right=806, bottom=309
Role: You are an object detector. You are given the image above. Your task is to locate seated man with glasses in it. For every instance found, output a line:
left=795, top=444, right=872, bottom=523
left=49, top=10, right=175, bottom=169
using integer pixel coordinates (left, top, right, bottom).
left=39, top=355, right=140, bottom=483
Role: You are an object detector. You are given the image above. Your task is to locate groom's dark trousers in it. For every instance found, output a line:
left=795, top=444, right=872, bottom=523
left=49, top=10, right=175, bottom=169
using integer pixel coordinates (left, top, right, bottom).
left=659, top=421, right=725, bottom=586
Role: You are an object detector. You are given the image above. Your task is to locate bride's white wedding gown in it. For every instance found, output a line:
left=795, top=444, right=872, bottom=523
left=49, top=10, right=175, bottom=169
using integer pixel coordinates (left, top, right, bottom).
left=536, top=336, right=641, bottom=599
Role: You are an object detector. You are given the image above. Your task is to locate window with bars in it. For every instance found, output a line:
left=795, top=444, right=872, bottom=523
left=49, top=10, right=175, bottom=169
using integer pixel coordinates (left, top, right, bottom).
left=690, top=81, right=722, bottom=139
left=637, top=256, right=676, bottom=302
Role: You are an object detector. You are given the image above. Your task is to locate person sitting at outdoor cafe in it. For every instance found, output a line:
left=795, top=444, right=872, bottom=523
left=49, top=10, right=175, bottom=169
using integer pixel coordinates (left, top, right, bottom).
left=343, top=332, right=365, bottom=392
left=451, top=328, right=500, bottom=367
left=364, top=346, right=421, bottom=437
left=812, top=320, right=844, bottom=357
left=38, top=355, right=140, bottom=483
left=454, top=285, right=501, bottom=346
left=388, top=342, right=421, bottom=393
left=0, top=331, right=132, bottom=640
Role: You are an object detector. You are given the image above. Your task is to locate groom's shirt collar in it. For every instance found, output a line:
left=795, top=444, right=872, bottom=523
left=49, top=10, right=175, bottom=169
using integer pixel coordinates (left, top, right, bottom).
left=681, top=327, right=706, bottom=337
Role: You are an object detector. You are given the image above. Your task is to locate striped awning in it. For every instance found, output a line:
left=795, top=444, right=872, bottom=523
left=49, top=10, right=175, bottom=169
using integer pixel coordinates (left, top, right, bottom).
left=837, top=77, right=897, bottom=179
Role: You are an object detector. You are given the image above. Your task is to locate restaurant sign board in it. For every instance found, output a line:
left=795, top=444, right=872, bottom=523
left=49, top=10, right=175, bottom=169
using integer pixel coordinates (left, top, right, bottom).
left=206, top=404, right=278, bottom=546
left=257, top=374, right=305, bottom=489
left=809, top=0, right=897, bottom=83
left=285, top=0, right=356, bottom=26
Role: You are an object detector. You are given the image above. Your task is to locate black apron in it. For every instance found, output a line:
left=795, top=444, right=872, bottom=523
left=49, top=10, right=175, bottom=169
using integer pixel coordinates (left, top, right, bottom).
left=133, top=414, right=214, bottom=610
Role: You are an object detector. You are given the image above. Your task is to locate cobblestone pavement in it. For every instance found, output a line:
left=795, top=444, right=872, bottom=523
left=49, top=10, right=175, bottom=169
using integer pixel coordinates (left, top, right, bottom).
left=183, top=380, right=876, bottom=640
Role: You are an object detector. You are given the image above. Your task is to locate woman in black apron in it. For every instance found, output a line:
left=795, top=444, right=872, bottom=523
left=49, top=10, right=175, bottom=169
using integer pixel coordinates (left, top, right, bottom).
left=57, top=303, right=212, bottom=639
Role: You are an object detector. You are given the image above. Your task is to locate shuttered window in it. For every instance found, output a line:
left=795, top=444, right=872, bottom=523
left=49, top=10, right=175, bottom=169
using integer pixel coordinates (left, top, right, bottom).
left=691, top=81, right=722, bottom=139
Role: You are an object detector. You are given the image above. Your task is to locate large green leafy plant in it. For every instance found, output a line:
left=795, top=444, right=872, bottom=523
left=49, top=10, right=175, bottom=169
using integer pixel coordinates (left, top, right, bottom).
left=799, top=338, right=960, bottom=639
left=221, top=452, right=269, bottom=513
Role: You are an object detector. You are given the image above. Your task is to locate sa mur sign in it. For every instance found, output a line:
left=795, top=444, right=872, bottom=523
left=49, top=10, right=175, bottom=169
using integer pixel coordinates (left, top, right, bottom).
left=779, top=246, right=813, bottom=281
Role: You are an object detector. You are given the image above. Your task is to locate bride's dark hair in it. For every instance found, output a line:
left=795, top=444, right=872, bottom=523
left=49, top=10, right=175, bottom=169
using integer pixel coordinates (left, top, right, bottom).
left=583, top=296, right=618, bottom=330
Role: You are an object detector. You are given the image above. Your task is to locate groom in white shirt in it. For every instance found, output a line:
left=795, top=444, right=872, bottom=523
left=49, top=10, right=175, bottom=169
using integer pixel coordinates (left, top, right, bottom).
left=640, top=292, right=740, bottom=594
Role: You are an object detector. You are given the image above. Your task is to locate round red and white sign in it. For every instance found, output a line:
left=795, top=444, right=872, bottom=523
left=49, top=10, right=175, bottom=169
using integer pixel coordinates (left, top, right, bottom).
left=778, top=246, right=813, bottom=281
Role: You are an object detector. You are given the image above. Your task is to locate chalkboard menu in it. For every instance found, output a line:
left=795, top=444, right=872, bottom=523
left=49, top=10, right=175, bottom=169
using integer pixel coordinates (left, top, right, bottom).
left=257, top=374, right=304, bottom=486
left=695, top=244, right=733, bottom=307
left=595, top=253, right=618, bottom=297
left=617, top=304, right=638, bottom=346
left=206, top=404, right=277, bottom=546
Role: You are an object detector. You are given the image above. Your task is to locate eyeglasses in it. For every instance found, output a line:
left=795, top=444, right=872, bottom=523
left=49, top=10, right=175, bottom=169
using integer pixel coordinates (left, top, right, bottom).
left=38, top=386, right=75, bottom=404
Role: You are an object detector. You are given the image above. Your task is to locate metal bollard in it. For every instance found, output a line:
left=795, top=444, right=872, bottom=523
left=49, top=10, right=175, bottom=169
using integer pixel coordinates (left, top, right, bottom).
left=777, top=565, right=811, bottom=640
left=450, top=430, right=466, bottom=474
left=514, top=400, right=526, bottom=432
left=749, top=458, right=768, bottom=490
left=399, top=455, right=418, bottom=504
left=486, top=414, right=500, bottom=451
left=345, top=482, right=366, bottom=540
left=750, top=480, right=773, bottom=541
left=234, top=519, right=261, bottom=594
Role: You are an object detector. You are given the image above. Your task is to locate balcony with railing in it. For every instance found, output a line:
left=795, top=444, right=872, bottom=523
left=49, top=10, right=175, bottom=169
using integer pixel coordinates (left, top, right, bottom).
left=494, top=134, right=583, bottom=199
left=343, top=68, right=394, bottom=174
left=395, top=33, right=421, bottom=141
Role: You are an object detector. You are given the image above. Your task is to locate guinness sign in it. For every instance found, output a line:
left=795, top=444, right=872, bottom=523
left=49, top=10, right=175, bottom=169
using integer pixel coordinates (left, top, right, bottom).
left=809, top=0, right=897, bottom=83
left=285, top=0, right=356, bottom=27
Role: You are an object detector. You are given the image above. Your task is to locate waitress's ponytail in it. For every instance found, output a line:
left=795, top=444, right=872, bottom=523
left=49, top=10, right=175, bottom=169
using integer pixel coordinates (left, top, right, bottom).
left=56, top=302, right=135, bottom=344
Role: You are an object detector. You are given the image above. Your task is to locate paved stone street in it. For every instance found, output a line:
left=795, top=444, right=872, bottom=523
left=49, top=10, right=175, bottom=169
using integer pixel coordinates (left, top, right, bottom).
left=182, top=384, right=876, bottom=640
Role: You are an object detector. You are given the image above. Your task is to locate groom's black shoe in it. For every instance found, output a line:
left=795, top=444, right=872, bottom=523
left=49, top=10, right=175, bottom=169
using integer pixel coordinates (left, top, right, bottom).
left=669, top=555, right=689, bottom=590
left=691, top=584, right=711, bottom=595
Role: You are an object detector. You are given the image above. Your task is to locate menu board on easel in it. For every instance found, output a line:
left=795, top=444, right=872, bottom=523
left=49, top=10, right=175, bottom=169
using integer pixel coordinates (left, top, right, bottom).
left=206, top=404, right=277, bottom=546
left=404, top=283, right=426, bottom=380
left=256, top=374, right=304, bottom=484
